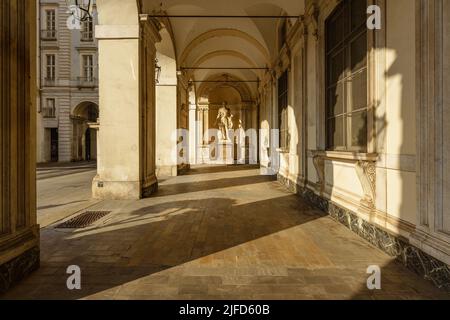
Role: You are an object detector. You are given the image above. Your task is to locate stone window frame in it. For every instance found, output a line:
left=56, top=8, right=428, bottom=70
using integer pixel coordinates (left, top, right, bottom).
left=81, top=20, right=94, bottom=42
left=43, top=98, right=56, bottom=119
left=81, top=54, right=95, bottom=81
left=316, top=0, right=383, bottom=157
left=324, top=0, right=369, bottom=152
left=45, top=9, right=56, bottom=30
left=41, top=5, right=58, bottom=40
left=45, top=53, right=56, bottom=80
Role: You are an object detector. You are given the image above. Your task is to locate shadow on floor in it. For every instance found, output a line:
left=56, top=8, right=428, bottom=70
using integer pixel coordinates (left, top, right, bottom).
left=5, top=166, right=447, bottom=300
left=153, top=173, right=276, bottom=197
left=185, top=164, right=260, bottom=176
left=5, top=190, right=324, bottom=299
left=38, top=200, right=87, bottom=211
left=350, top=259, right=449, bottom=300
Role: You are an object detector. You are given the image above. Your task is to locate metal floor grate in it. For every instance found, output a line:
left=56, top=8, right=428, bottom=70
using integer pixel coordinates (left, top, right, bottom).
left=56, top=211, right=111, bottom=229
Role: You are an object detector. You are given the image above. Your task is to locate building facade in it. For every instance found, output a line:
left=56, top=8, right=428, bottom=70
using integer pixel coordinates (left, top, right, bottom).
left=37, top=0, right=99, bottom=163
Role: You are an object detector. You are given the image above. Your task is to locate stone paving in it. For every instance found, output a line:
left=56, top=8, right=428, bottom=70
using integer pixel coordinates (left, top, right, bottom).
left=2, top=165, right=449, bottom=300
left=37, top=162, right=99, bottom=228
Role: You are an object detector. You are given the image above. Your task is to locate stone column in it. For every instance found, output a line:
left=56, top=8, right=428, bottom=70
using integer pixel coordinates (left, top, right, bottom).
left=155, top=56, right=178, bottom=177
left=203, top=106, right=209, bottom=144
left=410, top=0, right=450, bottom=265
left=188, top=103, right=197, bottom=165
left=140, top=18, right=162, bottom=197
left=197, top=107, right=205, bottom=163
left=0, top=0, right=39, bottom=293
left=92, top=15, right=161, bottom=199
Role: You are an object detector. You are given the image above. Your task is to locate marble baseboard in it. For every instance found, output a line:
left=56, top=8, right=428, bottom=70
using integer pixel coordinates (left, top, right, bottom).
left=0, top=246, right=40, bottom=294
left=277, top=174, right=450, bottom=292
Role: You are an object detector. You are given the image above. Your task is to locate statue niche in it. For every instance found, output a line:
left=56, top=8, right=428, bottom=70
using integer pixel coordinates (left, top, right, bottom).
left=215, top=101, right=234, bottom=142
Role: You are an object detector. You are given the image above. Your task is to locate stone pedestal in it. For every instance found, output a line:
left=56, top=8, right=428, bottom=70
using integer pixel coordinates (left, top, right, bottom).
left=216, top=141, right=234, bottom=165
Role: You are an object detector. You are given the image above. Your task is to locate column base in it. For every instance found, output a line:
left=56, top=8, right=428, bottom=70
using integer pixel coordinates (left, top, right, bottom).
left=142, top=174, right=158, bottom=198
left=0, top=246, right=40, bottom=294
left=210, top=142, right=234, bottom=165
left=178, top=163, right=190, bottom=175
left=156, top=165, right=178, bottom=177
left=92, top=175, right=141, bottom=200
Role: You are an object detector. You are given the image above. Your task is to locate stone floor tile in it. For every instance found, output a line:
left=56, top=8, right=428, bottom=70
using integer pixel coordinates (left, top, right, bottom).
left=2, top=165, right=448, bottom=300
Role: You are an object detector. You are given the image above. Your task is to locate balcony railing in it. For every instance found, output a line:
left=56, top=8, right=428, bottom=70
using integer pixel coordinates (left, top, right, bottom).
left=77, top=77, right=98, bottom=88
left=42, top=107, right=56, bottom=118
left=81, top=31, right=94, bottom=42
left=41, top=29, right=57, bottom=41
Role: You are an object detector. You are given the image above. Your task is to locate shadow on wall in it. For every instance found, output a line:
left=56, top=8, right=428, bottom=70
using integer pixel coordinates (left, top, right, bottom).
left=321, top=0, right=427, bottom=298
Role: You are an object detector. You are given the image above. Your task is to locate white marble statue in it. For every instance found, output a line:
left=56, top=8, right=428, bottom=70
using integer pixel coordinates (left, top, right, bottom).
left=216, top=102, right=234, bottom=141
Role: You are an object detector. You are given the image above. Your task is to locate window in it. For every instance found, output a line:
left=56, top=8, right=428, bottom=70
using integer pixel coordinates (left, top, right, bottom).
left=81, top=20, right=94, bottom=41
left=82, top=55, right=94, bottom=81
left=325, top=0, right=368, bottom=152
left=278, top=70, right=289, bottom=150
left=43, top=98, right=56, bottom=118
left=46, top=54, right=56, bottom=80
left=43, top=9, right=57, bottom=39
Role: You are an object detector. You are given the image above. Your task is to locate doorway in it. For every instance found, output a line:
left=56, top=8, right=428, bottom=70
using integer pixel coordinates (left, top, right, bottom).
left=50, top=128, right=58, bottom=162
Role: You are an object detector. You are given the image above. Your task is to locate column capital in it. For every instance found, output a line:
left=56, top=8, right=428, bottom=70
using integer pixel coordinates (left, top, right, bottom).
left=139, top=15, right=162, bottom=43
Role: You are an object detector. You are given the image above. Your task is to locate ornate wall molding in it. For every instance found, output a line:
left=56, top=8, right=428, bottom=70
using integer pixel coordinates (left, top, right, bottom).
left=355, top=160, right=377, bottom=209
left=312, top=155, right=325, bottom=194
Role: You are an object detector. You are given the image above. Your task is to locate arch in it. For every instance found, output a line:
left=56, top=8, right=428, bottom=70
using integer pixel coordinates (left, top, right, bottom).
left=192, top=50, right=258, bottom=69
left=156, top=23, right=177, bottom=84
left=156, top=16, right=178, bottom=60
left=71, top=102, right=99, bottom=162
left=197, top=74, right=255, bottom=103
left=186, top=50, right=263, bottom=87
left=208, top=86, right=242, bottom=106
left=179, top=29, right=270, bottom=67
left=72, top=101, right=99, bottom=121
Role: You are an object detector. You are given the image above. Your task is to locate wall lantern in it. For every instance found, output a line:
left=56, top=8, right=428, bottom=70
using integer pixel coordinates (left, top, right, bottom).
left=155, top=58, right=162, bottom=84
left=66, top=0, right=93, bottom=22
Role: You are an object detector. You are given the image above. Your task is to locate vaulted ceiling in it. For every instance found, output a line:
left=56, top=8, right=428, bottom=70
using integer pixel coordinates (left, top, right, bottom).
left=138, top=0, right=305, bottom=99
